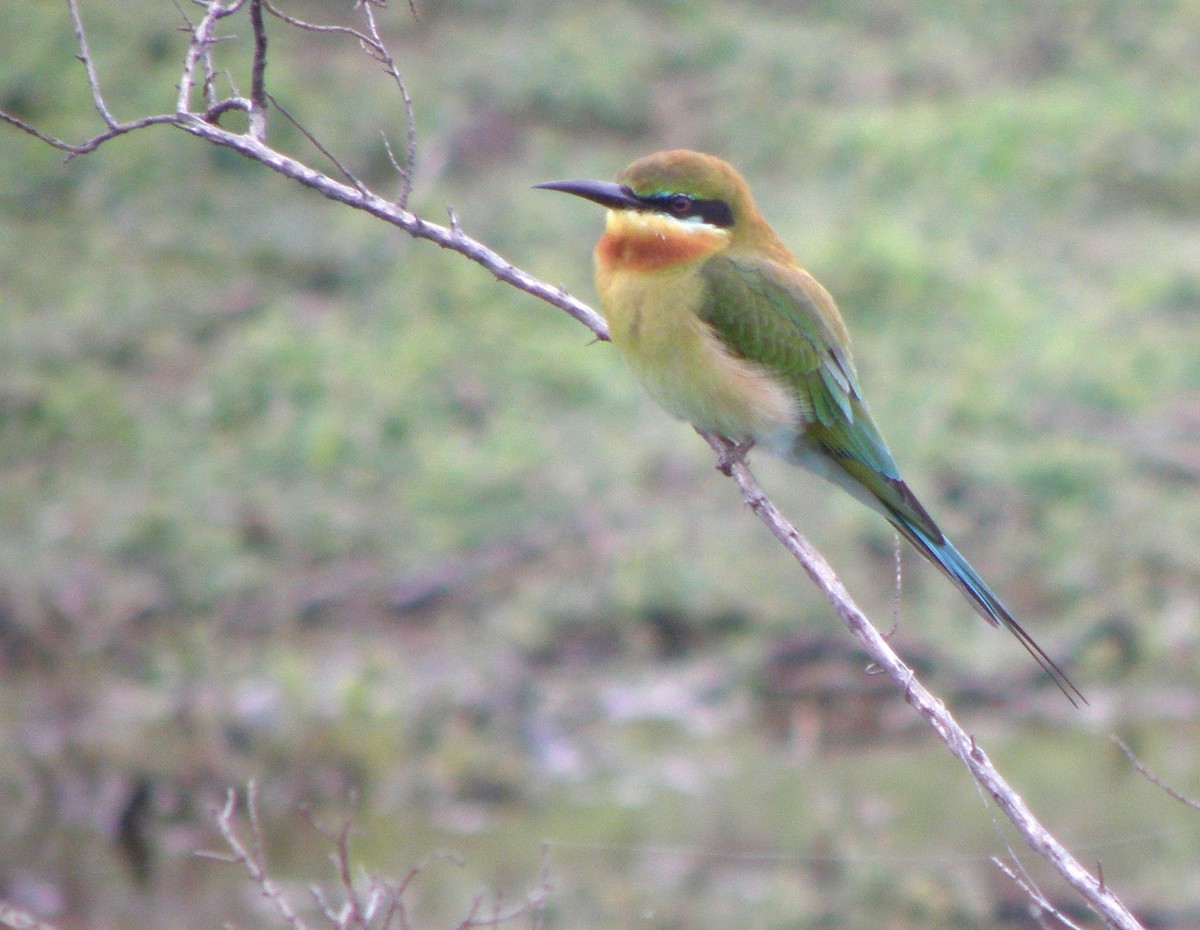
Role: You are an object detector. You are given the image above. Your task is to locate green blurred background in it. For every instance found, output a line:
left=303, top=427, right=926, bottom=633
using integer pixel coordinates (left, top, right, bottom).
left=3, top=1, right=1200, bottom=927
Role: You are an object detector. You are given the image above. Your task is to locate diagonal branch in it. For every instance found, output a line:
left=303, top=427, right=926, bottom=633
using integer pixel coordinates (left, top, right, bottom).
left=992, top=856, right=1088, bottom=930
left=172, top=109, right=608, bottom=335
left=1113, top=737, right=1200, bottom=813
left=700, top=429, right=1142, bottom=929
left=267, top=92, right=367, bottom=194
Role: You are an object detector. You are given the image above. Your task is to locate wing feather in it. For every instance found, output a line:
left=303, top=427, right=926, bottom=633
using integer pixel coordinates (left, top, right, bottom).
left=698, top=255, right=941, bottom=540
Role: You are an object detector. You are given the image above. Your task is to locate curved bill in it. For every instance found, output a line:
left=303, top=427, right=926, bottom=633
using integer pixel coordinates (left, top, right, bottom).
left=533, top=179, right=643, bottom=211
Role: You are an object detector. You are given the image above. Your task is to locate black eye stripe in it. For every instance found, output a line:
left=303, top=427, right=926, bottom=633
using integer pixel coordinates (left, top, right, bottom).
left=692, top=199, right=734, bottom=228
left=639, top=193, right=734, bottom=228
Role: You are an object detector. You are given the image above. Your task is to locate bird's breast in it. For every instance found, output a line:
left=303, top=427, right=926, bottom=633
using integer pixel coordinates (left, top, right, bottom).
left=596, top=252, right=801, bottom=446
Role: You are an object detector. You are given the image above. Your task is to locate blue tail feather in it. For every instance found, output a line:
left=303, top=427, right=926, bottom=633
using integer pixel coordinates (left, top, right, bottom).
left=790, top=435, right=1085, bottom=705
left=891, top=513, right=1086, bottom=707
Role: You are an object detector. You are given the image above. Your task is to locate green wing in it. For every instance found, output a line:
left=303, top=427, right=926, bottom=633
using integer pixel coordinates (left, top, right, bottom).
left=698, top=256, right=1086, bottom=704
left=697, top=255, right=943, bottom=543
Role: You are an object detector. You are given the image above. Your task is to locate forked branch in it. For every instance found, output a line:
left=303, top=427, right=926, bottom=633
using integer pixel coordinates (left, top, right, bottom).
left=198, top=782, right=550, bottom=930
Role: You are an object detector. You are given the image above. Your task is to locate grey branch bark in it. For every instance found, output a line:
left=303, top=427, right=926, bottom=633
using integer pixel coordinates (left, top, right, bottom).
left=700, top=431, right=1139, bottom=929
left=0, top=2, right=1147, bottom=928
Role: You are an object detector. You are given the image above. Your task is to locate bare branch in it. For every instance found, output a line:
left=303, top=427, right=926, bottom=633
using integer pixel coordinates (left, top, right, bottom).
left=172, top=0, right=242, bottom=111
left=267, top=93, right=367, bottom=194
left=992, top=857, right=1088, bottom=930
left=360, top=0, right=417, bottom=206
left=178, top=0, right=247, bottom=115
left=0, top=900, right=59, bottom=930
left=389, top=863, right=426, bottom=930
left=201, top=788, right=548, bottom=930
left=261, top=0, right=377, bottom=47
left=372, top=881, right=403, bottom=930
left=169, top=108, right=608, bottom=335
left=973, top=777, right=1063, bottom=929
left=260, top=0, right=417, bottom=204
left=393, top=0, right=422, bottom=23
left=0, top=0, right=180, bottom=157
left=247, top=0, right=268, bottom=139
left=308, top=885, right=339, bottom=925
left=1, top=107, right=178, bottom=159
left=381, top=131, right=405, bottom=181
left=1113, top=736, right=1200, bottom=812
left=699, top=429, right=1144, bottom=930
left=201, top=97, right=251, bottom=125
left=201, top=783, right=313, bottom=930
left=67, top=0, right=117, bottom=127
left=246, top=781, right=269, bottom=878
left=302, top=804, right=367, bottom=929
left=394, top=75, right=417, bottom=208
left=976, top=779, right=1086, bottom=930
left=454, top=891, right=486, bottom=930
left=461, top=889, right=548, bottom=929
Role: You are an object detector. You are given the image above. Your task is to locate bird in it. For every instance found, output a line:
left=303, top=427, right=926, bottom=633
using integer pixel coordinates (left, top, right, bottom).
left=536, top=150, right=1084, bottom=706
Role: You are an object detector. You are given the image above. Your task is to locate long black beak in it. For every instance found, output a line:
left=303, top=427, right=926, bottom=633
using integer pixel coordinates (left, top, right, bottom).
left=533, top=179, right=643, bottom=211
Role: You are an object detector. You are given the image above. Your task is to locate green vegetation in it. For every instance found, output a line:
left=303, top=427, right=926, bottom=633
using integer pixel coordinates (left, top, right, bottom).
left=2, top=1, right=1199, bottom=927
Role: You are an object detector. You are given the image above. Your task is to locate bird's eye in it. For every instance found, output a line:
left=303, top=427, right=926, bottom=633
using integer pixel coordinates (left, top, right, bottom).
left=668, top=194, right=693, bottom=215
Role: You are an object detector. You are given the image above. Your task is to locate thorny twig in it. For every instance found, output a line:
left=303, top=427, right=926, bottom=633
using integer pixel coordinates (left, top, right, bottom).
left=259, top=0, right=417, bottom=205
left=4, top=0, right=602, bottom=335
left=177, top=0, right=248, bottom=116
left=972, top=777, right=1083, bottom=930
left=1113, top=736, right=1200, bottom=812
left=303, top=803, right=369, bottom=929
left=991, top=857, right=1088, bottom=930
left=199, top=784, right=547, bottom=930
left=268, top=92, right=368, bottom=194
left=67, top=0, right=116, bottom=127
left=196, top=783, right=313, bottom=930
left=248, top=0, right=269, bottom=139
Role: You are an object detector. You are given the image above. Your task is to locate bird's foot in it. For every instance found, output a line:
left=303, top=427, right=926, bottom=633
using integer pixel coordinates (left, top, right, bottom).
left=715, top=438, right=756, bottom=475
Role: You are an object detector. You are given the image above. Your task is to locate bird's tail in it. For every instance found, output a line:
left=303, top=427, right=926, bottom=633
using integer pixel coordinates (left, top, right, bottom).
left=885, top=506, right=1087, bottom=707
left=790, top=435, right=1084, bottom=705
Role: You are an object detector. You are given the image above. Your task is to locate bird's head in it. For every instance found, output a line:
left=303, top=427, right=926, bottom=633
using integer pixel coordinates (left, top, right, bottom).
left=536, top=150, right=775, bottom=256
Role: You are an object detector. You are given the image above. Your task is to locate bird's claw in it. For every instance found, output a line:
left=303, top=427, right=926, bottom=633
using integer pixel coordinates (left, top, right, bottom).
left=716, top=439, right=755, bottom=475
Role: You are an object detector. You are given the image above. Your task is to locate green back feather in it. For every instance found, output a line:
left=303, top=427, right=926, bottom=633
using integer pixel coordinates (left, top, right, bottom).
left=698, top=255, right=942, bottom=541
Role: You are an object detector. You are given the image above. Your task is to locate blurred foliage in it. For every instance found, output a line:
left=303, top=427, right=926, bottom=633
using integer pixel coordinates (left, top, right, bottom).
left=3, top=0, right=1200, bottom=928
